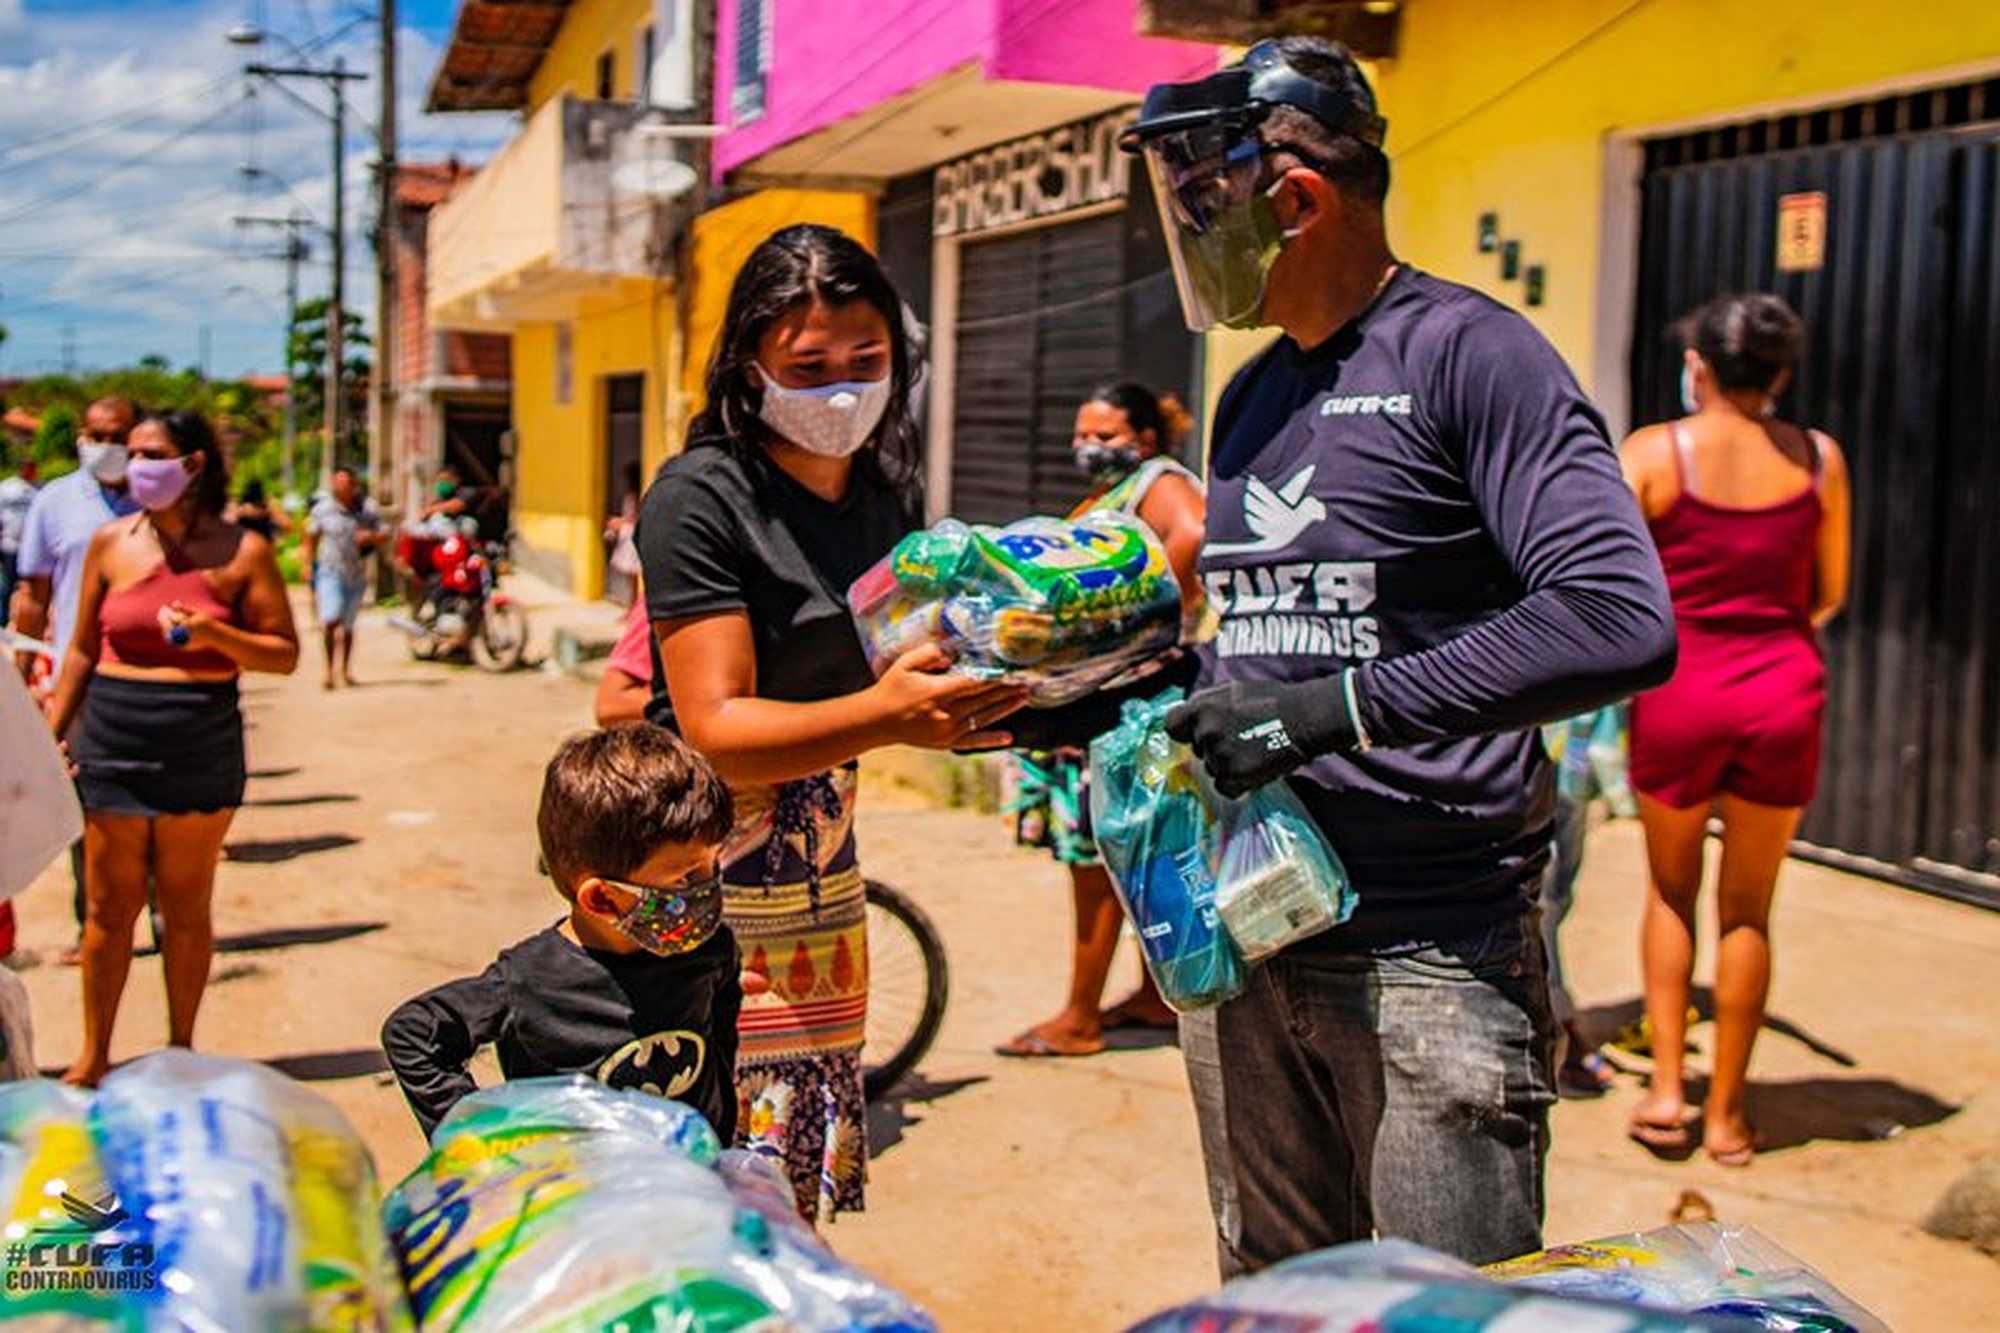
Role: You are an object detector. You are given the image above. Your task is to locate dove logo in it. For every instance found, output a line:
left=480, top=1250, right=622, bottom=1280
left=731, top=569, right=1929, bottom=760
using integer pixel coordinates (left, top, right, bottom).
left=1207, top=464, right=1328, bottom=557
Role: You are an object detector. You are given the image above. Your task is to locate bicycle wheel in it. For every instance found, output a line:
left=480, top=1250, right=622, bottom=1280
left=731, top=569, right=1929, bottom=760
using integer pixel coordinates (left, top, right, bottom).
left=863, top=879, right=948, bottom=1101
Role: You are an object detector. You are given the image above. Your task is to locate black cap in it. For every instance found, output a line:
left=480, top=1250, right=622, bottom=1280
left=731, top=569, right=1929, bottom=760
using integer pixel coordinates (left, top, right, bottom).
left=1120, top=40, right=1387, bottom=152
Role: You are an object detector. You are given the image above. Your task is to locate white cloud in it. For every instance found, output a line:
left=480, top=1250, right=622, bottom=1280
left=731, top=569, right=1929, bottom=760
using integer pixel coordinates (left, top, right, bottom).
left=0, top=0, right=513, bottom=378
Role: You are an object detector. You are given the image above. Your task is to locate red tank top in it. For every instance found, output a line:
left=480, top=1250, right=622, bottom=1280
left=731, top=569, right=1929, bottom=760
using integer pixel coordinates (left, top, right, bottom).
left=1647, top=422, right=1822, bottom=632
left=100, top=563, right=241, bottom=673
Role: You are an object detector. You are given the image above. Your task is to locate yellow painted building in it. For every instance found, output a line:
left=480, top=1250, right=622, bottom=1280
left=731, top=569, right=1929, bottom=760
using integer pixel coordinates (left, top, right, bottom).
left=1205, top=0, right=2000, bottom=436
left=423, top=0, right=874, bottom=598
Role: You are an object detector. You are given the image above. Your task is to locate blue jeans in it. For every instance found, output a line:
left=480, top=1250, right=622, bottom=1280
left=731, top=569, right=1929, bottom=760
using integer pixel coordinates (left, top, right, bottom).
left=1537, top=793, right=1588, bottom=1027
left=1182, top=913, right=1557, bottom=1276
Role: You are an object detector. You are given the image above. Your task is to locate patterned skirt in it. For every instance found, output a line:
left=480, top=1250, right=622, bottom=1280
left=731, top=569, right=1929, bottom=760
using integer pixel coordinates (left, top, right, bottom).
left=722, top=766, right=868, bottom=1222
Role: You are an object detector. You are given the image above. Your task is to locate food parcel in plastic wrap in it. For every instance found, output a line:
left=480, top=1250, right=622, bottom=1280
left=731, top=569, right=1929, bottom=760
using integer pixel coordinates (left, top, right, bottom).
left=0, top=1080, right=136, bottom=1329
left=0, top=1053, right=411, bottom=1330
left=382, top=1077, right=934, bottom=1333
left=1124, top=1238, right=1755, bottom=1331
left=1484, top=1221, right=1888, bottom=1332
left=1088, top=690, right=1353, bottom=1012
left=86, top=1049, right=414, bottom=1332
left=846, top=511, right=1182, bottom=706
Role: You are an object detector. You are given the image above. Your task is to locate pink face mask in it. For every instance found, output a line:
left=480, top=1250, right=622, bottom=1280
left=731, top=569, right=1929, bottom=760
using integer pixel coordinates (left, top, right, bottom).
left=126, top=457, right=194, bottom=512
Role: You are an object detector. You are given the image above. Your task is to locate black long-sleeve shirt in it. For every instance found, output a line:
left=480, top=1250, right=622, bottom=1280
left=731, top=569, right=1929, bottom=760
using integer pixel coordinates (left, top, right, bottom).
left=381, top=922, right=742, bottom=1140
left=1202, top=266, right=1674, bottom=948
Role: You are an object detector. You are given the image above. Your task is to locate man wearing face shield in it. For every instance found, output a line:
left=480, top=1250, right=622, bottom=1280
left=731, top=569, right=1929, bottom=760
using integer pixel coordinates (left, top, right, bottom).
left=1124, top=39, right=1677, bottom=1271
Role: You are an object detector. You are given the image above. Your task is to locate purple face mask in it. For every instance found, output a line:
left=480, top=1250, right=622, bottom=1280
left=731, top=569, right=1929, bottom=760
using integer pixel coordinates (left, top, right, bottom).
left=126, top=457, right=194, bottom=511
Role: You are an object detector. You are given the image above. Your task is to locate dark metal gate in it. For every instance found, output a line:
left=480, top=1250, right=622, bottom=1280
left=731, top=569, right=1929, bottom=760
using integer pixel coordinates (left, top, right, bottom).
left=1631, top=80, right=2000, bottom=907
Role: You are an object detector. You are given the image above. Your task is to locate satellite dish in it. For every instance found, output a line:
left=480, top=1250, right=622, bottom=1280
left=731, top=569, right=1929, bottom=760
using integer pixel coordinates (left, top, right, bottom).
left=612, top=156, right=698, bottom=201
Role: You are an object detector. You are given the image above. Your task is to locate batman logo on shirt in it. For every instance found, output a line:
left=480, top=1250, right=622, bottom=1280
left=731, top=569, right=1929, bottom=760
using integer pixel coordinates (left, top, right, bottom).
left=595, top=1030, right=707, bottom=1099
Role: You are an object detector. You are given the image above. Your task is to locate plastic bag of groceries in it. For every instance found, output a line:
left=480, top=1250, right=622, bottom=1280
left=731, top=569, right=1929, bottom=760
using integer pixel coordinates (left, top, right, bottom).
left=1089, top=690, right=1246, bottom=1013
left=1211, top=780, right=1354, bottom=962
left=384, top=1078, right=933, bottom=1332
left=0, top=1080, right=139, bottom=1330
left=88, top=1050, right=413, bottom=1332
left=1484, top=1221, right=1888, bottom=1331
left=847, top=511, right=1181, bottom=706
left=1125, top=1238, right=1752, bottom=1331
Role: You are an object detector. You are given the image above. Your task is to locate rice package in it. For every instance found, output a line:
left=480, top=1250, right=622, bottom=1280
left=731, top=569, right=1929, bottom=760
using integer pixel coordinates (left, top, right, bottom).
left=1212, top=781, right=1354, bottom=962
left=847, top=511, right=1181, bottom=706
left=1485, top=1222, right=1888, bottom=1331
left=1125, top=1239, right=1751, bottom=1332
left=384, top=1078, right=933, bottom=1332
left=0, top=1081, right=138, bottom=1330
left=86, top=1050, right=412, bottom=1332
left=1089, top=690, right=1246, bottom=1012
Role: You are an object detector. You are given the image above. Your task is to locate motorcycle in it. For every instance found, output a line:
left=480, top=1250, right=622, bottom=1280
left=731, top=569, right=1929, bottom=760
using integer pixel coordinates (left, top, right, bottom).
left=389, top=516, right=530, bottom=672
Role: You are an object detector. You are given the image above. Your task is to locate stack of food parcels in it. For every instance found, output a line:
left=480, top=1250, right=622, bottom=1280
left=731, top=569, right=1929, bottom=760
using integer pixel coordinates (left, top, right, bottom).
left=0, top=1051, right=412, bottom=1330
left=847, top=512, right=1183, bottom=706
left=383, top=1078, right=934, bottom=1332
left=1088, top=689, right=1356, bottom=1011
left=0, top=1058, right=933, bottom=1332
left=1124, top=1229, right=1885, bottom=1332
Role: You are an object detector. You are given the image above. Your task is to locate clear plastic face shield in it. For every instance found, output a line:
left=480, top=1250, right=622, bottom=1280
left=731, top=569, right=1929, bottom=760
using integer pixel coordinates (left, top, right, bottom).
left=1121, top=42, right=1388, bottom=332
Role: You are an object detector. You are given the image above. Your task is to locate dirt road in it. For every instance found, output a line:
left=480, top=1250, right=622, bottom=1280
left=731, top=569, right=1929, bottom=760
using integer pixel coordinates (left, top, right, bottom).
left=12, top=591, right=1998, bottom=1329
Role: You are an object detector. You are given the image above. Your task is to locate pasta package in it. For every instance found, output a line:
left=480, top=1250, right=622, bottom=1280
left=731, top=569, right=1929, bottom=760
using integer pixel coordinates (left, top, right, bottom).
left=88, top=1050, right=412, bottom=1332
left=383, top=1078, right=932, bottom=1333
left=848, top=512, right=1182, bottom=706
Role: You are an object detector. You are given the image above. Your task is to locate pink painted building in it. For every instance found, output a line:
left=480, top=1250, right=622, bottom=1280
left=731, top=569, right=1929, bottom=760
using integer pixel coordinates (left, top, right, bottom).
left=710, top=0, right=1219, bottom=522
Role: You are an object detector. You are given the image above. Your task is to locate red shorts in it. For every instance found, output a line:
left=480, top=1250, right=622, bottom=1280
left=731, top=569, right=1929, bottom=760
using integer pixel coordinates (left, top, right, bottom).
left=1629, top=623, right=1824, bottom=810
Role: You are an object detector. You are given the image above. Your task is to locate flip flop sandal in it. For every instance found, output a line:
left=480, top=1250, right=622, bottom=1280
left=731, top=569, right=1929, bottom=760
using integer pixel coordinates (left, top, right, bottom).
left=1706, top=1131, right=1763, bottom=1168
left=994, top=1031, right=1103, bottom=1059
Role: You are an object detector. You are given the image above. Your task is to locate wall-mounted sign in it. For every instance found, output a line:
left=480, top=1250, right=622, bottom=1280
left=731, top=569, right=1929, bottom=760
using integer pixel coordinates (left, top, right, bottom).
left=932, top=109, right=1134, bottom=239
left=1776, top=191, right=1827, bottom=271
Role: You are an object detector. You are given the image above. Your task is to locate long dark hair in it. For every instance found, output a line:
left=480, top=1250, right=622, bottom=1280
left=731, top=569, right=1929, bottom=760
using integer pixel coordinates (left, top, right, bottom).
left=1083, top=381, right=1194, bottom=454
left=145, top=410, right=229, bottom=517
left=692, top=224, right=920, bottom=484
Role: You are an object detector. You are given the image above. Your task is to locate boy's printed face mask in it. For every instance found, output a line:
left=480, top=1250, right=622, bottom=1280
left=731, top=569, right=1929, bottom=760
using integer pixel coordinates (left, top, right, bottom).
left=602, top=870, right=724, bottom=956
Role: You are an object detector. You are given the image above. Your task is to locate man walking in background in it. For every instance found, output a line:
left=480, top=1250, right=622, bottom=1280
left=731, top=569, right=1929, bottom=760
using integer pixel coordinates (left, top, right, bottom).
left=0, top=455, right=36, bottom=617
left=303, top=465, right=382, bottom=690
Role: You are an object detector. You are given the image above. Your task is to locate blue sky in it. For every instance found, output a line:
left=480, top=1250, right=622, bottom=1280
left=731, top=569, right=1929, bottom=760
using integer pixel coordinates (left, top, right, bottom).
left=0, top=0, right=513, bottom=378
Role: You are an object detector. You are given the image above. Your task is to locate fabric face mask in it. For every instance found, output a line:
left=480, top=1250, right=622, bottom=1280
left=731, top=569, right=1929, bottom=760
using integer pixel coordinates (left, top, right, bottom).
left=78, top=441, right=129, bottom=484
left=126, top=457, right=194, bottom=512
left=607, top=872, right=724, bottom=957
left=756, top=367, right=893, bottom=458
left=1679, top=362, right=1700, bottom=415
left=1075, top=441, right=1143, bottom=479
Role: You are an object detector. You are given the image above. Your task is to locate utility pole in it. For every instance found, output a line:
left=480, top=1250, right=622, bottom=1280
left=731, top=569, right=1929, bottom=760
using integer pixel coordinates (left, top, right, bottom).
left=236, top=211, right=310, bottom=498
left=373, top=0, right=398, bottom=509
left=198, top=324, right=211, bottom=379
left=60, top=323, right=76, bottom=375
left=241, top=56, right=365, bottom=499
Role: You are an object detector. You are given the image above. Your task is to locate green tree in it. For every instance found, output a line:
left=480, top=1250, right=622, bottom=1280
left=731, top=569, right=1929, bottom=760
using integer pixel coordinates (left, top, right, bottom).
left=137, top=353, right=170, bottom=371
left=31, top=404, right=79, bottom=479
left=286, top=297, right=370, bottom=465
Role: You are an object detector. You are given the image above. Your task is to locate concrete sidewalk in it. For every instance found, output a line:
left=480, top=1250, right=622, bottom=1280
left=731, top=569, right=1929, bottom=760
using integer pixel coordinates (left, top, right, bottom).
left=8, top=595, right=1997, bottom=1329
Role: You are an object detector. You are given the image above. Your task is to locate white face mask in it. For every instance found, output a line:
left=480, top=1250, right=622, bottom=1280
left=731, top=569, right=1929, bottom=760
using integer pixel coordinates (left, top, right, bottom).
left=78, top=440, right=129, bottom=484
left=755, top=366, right=892, bottom=459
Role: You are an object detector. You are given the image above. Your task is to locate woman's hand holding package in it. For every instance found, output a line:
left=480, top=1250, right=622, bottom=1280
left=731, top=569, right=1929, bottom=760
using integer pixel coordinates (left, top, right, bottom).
left=870, top=642, right=1029, bottom=751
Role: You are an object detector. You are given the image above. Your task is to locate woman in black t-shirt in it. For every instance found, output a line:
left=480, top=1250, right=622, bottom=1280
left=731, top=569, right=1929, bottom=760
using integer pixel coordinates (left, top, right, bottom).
left=636, top=225, right=1026, bottom=1221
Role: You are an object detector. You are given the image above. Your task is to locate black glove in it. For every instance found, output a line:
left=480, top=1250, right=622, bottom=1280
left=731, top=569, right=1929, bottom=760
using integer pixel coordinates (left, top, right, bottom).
left=998, top=649, right=1200, bottom=752
left=1163, top=676, right=1357, bottom=798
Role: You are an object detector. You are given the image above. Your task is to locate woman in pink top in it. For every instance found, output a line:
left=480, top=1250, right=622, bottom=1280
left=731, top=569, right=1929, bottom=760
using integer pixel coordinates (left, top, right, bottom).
left=50, top=411, right=298, bottom=1085
left=1619, top=294, right=1850, bottom=1165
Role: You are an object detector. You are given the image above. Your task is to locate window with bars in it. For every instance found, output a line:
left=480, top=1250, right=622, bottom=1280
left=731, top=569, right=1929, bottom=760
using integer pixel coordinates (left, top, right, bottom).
left=1643, top=74, right=2000, bottom=171
left=732, top=0, right=771, bottom=123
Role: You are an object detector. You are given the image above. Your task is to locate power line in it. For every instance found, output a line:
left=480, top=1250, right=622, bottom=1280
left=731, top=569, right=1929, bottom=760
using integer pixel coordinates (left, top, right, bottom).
left=0, top=91, right=254, bottom=227
left=0, top=73, right=238, bottom=166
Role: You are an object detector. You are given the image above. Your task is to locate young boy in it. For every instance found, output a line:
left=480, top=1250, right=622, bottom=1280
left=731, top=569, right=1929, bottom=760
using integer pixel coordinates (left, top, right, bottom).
left=383, top=723, right=742, bottom=1140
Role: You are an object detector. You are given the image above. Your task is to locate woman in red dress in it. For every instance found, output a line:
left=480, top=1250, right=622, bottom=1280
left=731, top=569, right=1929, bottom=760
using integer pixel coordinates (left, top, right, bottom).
left=1620, top=294, right=1851, bottom=1166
